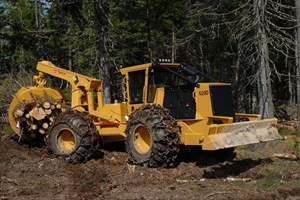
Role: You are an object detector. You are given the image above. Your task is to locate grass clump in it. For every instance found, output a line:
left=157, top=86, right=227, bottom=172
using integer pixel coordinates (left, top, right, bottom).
left=278, top=128, right=300, bottom=137
left=230, top=181, right=248, bottom=189
left=256, top=179, right=281, bottom=189
left=0, top=124, right=12, bottom=139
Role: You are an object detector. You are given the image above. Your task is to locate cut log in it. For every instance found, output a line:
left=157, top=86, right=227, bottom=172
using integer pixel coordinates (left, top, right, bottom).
left=14, top=109, right=24, bottom=118
left=56, top=103, right=62, bottom=109
left=45, top=109, right=52, bottom=115
left=29, top=107, right=46, bottom=121
left=273, top=153, right=298, bottom=160
left=61, top=108, right=66, bottom=113
left=39, top=129, right=46, bottom=134
left=31, top=124, right=38, bottom=130
left=16, top=121, right=20, bottom=128
left=43, top=102, right=51, bottom=109
left=25, top=113, right=30, bottom=119
left=50, top=104, right=56, bottom=110
left=49, top=116, right=54, bottom=122
left=42, top=122, right=49, bottom=129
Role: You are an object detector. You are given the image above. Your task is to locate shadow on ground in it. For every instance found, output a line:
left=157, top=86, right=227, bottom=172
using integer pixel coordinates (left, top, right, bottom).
left=202, top=158, right=272, bottom=178
left=178, top=147, right=236, bottom=166
left=178, top=146, right=273, bottom=178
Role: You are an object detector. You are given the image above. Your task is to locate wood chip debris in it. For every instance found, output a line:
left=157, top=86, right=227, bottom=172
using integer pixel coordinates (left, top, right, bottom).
left=1, top=176, right=20, bottom=186
left=176, top=179, right=188, bottom=183
left=223, top=177, right=251, bottom=182
left=204, top=192, right=227, bottom=199
left=176, top=179, right=206, bottom=183
left=127, top=163, right=136, bottom=173
left=277, top=123, right=295, bottom=131
left=272, top=153, right=299, bottom=160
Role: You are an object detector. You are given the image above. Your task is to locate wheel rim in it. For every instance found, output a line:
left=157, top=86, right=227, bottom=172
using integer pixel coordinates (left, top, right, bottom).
left=57, top=129, right=76, bottom=154
left=133, top=125, right=152, bottom=154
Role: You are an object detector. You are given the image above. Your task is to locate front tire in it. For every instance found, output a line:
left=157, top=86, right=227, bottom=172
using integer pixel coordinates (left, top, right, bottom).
left=125, top=105, right=180, bottom=168
left=46, top=110, right=100, bottom=163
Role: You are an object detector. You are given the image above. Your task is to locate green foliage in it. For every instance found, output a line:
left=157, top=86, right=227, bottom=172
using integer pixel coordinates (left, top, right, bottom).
left=0, top=124, right=12, bottom=139
left=108, top=0, right=191, bottom=65
left=294, top=141, right=300, bottom=157
left=276, top=128, right=300, bottom=157
left=0, top=72, right=34, bottom=114
left=256, top=179, right=281, bottom=189
left=230, top=181, right=247, bottom=188
left=0, top=0, right=297, bottom=117
left=278, top=128, right=300, bottom=137
left=0, top=72, right=32, bottom=138
left=288, top=179, right=300, bottom=188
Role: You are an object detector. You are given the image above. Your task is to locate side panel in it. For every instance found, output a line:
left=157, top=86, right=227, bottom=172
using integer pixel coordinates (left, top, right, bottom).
left=194, top=84, right=213, bottom=120
left=209, top=85, right=234, bottom=117
left=163, top=86, right=196, bottom=119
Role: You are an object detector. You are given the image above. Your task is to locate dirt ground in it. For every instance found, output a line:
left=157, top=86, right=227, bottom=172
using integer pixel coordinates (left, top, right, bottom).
left=0, top=133, right=299, bottom=200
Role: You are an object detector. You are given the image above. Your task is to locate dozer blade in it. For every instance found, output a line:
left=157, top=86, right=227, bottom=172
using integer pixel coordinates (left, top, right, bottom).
left=205, top=118, right=282, bottom=150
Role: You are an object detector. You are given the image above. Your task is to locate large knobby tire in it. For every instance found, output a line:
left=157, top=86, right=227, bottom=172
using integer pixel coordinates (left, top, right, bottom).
left=125, top=105, right=180, bottom=168
left=46, top=110, right=101, bottom=163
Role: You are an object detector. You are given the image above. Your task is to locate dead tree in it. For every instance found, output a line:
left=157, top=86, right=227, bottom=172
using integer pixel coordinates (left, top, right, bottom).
left=226, top=0, right=296, bottom=118
left=296, top=0, right=300, bottom=120
left=94, top=0, right=111, bottom=104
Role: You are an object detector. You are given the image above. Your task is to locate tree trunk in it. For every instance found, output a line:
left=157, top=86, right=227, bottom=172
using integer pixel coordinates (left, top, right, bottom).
left=255, top=0, right=274, bottom=118
left=257, top=26, right=274, bottom=118
left=34, top=1, right=39, bottom=29
left=234, top=41, right=244, bottom=112
left=94, top=0, right=111, bottom=104
left=146, top=0, right=152, bottom=61
left=171, top=25, right=176, bottom=63
left=288, top=50, right=293, bottom=104
left=296, top=0, right=300, bottom=120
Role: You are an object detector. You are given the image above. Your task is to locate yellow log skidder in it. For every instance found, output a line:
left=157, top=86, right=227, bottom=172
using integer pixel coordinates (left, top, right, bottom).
left=8, top=60, right=282, bottom=167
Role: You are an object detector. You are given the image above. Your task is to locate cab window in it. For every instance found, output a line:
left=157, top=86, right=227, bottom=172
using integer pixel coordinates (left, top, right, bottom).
left=128, top=70, right=145, bottom=104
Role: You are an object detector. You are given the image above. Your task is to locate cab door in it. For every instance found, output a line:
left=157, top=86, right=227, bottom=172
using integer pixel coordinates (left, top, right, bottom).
left=127, top=70, right=147, bottom=113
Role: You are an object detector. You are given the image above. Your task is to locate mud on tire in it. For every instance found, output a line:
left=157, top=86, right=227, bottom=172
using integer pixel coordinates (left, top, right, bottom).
left=125, top=105, right=180, bottom=168
left=46, top=110, right=101, bottom=163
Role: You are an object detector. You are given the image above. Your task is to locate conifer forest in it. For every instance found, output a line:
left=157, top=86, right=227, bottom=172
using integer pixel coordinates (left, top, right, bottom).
left=1, top=1, right=300, bottom=200
left=1, top=0, right=299, bottom=119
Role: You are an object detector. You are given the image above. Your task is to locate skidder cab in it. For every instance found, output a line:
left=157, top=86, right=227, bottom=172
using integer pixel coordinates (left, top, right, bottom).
left=9, top=60, right=281, bottom=168
left=120, top=61, right=281, bottom=166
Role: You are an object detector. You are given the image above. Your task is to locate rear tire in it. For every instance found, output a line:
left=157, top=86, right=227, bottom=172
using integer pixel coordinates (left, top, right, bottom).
left=125, top=105, right=180, bottom=168
left=46, top=110, right=100, bottom=163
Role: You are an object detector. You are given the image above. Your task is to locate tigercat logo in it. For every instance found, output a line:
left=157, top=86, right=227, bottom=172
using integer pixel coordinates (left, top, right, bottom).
left=199, top=90, right=209, bottom=95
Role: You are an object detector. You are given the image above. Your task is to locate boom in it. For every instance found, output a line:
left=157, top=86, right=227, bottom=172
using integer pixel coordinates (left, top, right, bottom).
left=36, top=61, right=102, bottom=91
left=36, top=61, right=103, bottom=111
